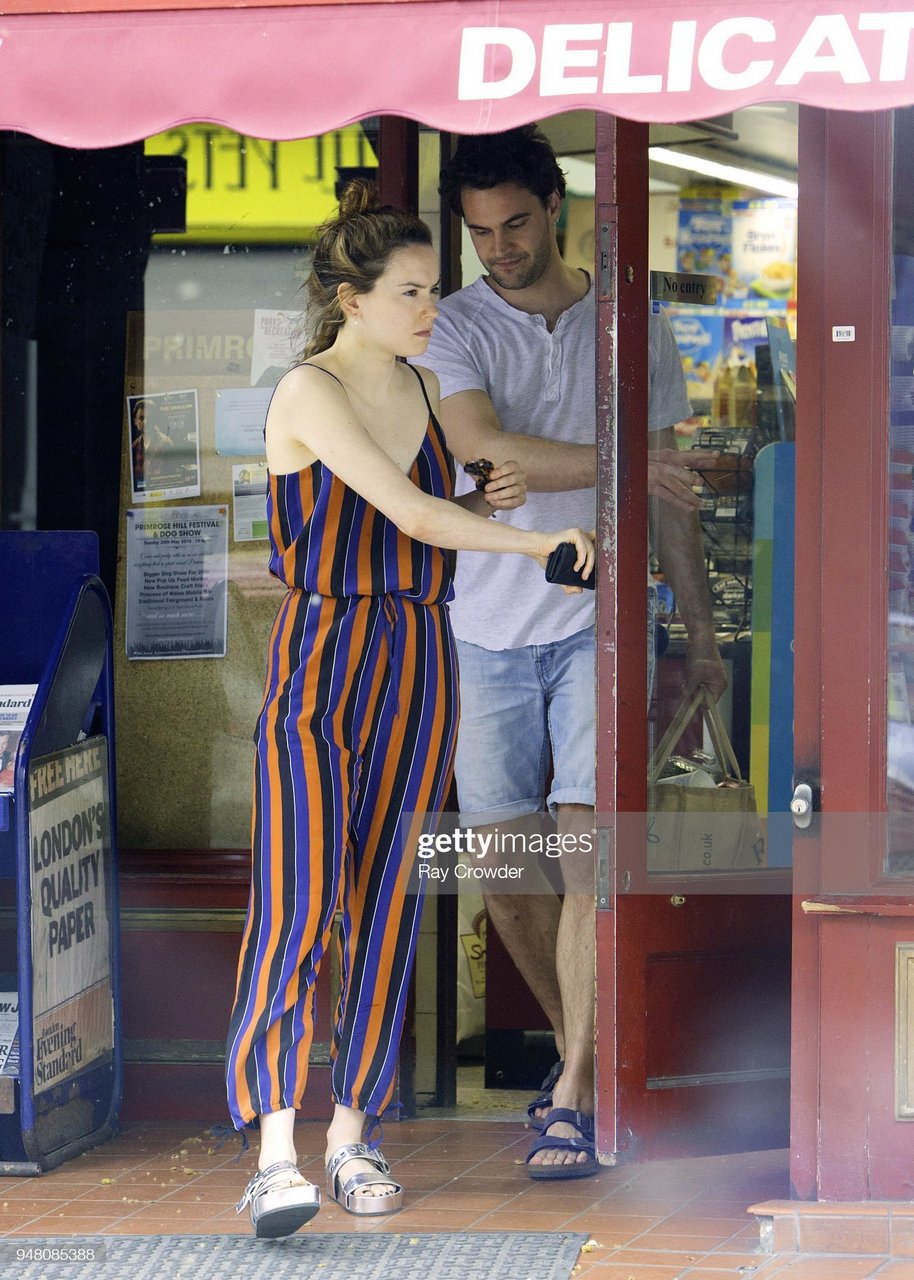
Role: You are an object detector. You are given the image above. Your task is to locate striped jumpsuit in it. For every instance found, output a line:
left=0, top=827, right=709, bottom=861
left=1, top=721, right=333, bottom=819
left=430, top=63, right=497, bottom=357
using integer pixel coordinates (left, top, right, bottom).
left=226, top=366, right=459, bottom=1128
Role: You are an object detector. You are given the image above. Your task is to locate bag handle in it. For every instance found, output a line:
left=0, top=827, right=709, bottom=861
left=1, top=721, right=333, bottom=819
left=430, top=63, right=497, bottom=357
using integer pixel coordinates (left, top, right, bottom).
left=649, top=687, right=703, bottom=784
left=699, top=688, right=743, bottom=782
left=649, top=686, right=743, bottom=785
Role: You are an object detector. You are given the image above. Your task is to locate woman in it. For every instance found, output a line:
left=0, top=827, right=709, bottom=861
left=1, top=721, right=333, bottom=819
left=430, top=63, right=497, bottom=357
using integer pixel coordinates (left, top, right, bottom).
left=226, top=181, right=594, bottom=1239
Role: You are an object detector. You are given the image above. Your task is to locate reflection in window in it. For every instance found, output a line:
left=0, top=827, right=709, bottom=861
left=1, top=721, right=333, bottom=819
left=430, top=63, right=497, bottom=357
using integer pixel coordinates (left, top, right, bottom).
left=888, top=107, right=914, bottom=874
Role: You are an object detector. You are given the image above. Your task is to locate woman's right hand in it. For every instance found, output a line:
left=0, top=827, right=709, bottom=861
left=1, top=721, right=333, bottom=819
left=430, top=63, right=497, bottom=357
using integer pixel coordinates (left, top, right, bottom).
left=531, top=528, right=596, bottom=594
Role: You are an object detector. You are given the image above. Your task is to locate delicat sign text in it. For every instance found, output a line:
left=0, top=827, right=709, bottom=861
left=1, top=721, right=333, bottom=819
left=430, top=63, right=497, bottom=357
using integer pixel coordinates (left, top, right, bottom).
left=457, top=11, right=914, bottom=106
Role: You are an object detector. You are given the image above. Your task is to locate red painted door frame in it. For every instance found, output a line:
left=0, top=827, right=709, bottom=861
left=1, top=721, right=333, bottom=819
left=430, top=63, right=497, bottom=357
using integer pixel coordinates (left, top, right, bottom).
left=593, top=112, right=650, bottom=1161
left=790, top=106, right=914, bottom=1202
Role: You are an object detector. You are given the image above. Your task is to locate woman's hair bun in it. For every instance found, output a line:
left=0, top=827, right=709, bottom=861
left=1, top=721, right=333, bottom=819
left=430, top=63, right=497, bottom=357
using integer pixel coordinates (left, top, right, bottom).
left=338, top=178, right=382, bottom=220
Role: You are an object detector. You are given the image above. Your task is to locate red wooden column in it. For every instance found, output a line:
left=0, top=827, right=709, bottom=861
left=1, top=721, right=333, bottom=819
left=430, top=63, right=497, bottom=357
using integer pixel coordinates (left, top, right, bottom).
left=378, top=117, right=419, bottom=212
left=593, top=113, right=650, bottom=1161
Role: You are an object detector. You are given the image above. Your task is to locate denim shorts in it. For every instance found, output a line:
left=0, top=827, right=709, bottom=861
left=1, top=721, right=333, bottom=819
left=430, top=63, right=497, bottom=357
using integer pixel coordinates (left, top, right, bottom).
left=454, top=594, right=657, bottom=826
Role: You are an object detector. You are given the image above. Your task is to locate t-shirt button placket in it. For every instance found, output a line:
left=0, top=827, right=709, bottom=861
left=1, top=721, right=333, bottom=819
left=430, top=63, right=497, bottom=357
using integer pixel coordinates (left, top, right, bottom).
left=544, top=334, right=561, bottom=402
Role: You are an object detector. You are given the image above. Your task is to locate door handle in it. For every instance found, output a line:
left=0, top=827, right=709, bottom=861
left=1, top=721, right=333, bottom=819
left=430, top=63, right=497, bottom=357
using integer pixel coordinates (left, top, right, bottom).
left=791, top=782, right=813, bottom=829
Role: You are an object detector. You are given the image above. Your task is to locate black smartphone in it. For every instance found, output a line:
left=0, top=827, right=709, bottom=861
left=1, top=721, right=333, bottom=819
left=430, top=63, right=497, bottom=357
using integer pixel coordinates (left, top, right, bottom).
left=544, top=542, right=595, bottom=590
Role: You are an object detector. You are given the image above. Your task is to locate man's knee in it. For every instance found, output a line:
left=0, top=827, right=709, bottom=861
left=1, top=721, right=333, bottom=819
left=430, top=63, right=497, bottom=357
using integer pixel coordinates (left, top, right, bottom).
left=555, top=804, right=596, bottom=895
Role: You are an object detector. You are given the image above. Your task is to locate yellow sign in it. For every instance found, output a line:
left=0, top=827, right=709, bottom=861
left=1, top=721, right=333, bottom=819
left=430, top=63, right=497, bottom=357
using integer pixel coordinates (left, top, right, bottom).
left=146, top=124, right=377, bottom=244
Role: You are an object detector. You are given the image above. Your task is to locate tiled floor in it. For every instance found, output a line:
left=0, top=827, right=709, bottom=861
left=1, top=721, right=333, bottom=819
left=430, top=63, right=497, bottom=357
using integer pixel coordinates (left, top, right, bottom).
left=0, top=1116, right=909, bottom=1278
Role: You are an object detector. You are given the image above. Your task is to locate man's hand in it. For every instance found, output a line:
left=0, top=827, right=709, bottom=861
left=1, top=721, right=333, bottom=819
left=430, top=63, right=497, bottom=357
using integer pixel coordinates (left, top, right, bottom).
left=482, top=461, right=527, bottom=512
left=648, top=448, right=717, bottom=512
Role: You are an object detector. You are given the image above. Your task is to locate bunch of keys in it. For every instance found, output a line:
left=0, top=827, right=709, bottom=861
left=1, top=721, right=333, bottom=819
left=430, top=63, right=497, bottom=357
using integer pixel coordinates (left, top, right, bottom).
left=464, top=458, right=494, bottom=491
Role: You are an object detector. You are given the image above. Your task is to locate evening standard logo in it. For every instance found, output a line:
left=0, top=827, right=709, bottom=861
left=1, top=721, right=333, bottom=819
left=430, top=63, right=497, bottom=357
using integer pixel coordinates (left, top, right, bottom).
left=458, top=14, right=914, bottom=101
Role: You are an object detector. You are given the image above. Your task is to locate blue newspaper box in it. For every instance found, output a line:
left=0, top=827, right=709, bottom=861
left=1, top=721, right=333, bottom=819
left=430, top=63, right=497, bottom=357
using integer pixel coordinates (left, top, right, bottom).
left=0, top=531, right=121, bottom=1174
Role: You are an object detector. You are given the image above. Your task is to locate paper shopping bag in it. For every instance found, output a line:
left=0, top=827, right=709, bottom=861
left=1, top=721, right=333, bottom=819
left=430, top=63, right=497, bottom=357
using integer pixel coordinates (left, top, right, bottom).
left=648, top=688, right=766, bottom=872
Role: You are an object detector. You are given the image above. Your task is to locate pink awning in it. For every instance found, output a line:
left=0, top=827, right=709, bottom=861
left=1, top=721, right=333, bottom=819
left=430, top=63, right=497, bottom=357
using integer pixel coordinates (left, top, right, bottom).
left=3, top=0, right=914, bottom=147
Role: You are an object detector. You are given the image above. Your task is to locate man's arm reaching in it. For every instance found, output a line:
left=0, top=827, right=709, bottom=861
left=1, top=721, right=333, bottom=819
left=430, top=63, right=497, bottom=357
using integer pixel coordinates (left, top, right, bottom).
left=437, top=389, right=596, bottom=491
left=438, top=388, right=712, bottom=504
left=649, top=428, right=727, bottom=699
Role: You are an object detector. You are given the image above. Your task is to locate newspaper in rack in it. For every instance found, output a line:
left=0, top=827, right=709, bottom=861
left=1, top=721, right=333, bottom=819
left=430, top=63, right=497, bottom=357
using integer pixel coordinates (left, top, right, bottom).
left=0, top=683, right=37, bottom=792
left=0, top=992, right=19, bottom=1077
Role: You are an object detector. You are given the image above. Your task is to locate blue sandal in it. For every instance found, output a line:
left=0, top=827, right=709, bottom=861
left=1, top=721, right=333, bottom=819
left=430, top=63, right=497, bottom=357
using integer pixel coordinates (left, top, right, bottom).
left=526, top=1059, right=564, bottom=1132
left=525, top=1107, right=599, bottom=1180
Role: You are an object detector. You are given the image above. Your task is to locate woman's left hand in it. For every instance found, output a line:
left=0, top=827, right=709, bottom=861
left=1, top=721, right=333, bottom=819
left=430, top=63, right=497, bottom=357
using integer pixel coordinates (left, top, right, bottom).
left=480, top=461, right=527, bottom=512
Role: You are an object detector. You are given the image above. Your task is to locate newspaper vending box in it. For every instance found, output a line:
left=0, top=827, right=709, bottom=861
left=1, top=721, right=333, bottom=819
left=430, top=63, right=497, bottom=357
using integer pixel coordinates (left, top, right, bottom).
left=0, top=531, right=121, bottom=1174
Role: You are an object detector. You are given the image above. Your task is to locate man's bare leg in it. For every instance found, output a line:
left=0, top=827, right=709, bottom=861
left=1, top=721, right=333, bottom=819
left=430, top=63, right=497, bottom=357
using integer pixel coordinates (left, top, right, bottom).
left=473, top=816, right=566, bottom=1063
left=482, top=889, right=565, bottom=1061
left=527, top=803, right=594, bottom=1169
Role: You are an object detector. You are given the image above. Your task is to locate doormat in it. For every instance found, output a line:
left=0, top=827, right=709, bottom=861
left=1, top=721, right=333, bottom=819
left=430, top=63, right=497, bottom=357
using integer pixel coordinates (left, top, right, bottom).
left=5, top=1231, right=588, bottom=1279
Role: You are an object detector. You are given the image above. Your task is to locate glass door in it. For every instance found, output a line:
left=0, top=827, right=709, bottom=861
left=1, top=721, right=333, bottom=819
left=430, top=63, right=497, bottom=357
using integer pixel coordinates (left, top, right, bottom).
left=594, top=107, right=797, bottom=1161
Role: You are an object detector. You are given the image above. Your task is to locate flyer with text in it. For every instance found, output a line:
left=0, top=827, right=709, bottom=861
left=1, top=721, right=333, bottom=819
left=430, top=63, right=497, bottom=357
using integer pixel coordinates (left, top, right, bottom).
left=125, top=506, right=228, bottom=659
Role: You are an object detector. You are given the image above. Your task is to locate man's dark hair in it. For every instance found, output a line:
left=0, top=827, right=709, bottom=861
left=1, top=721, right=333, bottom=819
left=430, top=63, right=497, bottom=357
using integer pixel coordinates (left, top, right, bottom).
left=439, top=124, right=567, bottom=218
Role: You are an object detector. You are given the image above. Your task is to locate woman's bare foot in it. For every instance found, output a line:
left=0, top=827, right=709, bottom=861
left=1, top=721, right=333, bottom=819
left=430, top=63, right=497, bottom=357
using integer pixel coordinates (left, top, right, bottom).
left=325, top=1104, right=399, bottom=1202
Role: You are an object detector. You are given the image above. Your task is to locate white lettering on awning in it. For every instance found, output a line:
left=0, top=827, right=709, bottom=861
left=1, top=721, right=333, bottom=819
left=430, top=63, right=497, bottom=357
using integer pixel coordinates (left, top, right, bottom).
left=602, top=23, right=663, bottom=94
left=698, top=18, right=776, bottom=91
left=776, top=15, right=871, bottom=84
left=858, top=12, right=914, bottom=81
left=667, top=21, right=698, bottom=93
left=456, top=13, right=914, bottom=102
left=457, top=26, right=536, bottom=100
left=540, top=24, right=602, bottom=95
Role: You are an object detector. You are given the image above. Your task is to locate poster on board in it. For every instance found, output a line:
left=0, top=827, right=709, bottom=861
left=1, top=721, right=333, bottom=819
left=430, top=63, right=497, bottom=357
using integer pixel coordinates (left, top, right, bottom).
left=125, top=506, right=228, bottom=660
left=215, top=388, right=271, bottom=457
left=232, top=464, right=269, bottom=542
left=28, top=738, right=113, bottom=1095
left=128, top=389, right=201, bottom=504
left=251, top=310, right=298, bottom=388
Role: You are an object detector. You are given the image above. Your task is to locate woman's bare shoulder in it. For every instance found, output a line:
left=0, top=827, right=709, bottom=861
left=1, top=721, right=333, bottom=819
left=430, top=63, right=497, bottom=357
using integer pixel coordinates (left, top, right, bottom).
left=265, top=362, right=351, bottom=469
left=409, top=363, right=440, bottom=394
left=273, top=360, right=345, bottom=402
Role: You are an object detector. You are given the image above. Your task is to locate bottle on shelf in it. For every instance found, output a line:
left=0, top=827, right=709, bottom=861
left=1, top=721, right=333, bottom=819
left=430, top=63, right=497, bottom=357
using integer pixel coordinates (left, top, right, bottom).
left=732, top=360, right=757, bottom=428
left=712, top=361, right=733, bottom=428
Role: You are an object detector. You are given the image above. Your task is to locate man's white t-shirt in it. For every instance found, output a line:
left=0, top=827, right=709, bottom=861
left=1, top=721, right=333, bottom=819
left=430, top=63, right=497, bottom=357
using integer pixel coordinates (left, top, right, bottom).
left=421, top=277, right=690, bottom=650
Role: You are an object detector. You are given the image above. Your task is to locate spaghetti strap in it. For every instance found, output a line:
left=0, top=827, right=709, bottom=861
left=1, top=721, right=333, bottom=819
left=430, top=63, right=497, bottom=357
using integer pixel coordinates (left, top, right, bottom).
left=406, top=363, right=435, bottom=419
left=302, top=362, right=346, bottom=389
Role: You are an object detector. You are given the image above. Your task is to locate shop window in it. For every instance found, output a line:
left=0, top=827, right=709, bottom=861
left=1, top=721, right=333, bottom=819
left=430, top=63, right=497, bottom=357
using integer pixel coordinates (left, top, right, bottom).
left=116, top=124, right=379, bottom=851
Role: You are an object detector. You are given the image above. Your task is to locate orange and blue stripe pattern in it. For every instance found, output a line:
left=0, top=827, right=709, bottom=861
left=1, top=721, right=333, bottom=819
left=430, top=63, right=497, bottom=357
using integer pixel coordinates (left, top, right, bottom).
left=226, top=366, right=458, bottom=1126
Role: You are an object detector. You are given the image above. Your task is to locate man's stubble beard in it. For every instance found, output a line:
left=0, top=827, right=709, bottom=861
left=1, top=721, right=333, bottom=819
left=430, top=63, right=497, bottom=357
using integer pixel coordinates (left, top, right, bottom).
left=485, top=227, right=553, bottom=293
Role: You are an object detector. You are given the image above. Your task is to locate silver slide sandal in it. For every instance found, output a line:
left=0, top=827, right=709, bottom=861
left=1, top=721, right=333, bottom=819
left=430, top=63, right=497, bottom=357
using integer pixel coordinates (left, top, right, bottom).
left=236, top=1159, right=321, bottom=1238
left=326, top=1143, right=403, bottom=1215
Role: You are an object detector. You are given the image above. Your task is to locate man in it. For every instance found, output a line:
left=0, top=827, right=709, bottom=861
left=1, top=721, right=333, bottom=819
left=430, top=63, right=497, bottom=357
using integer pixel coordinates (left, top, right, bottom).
left=422, top=125, right=727, bottom=1178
